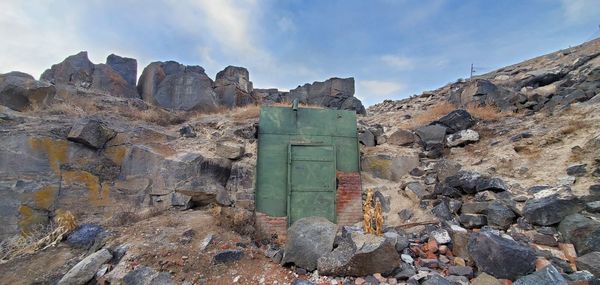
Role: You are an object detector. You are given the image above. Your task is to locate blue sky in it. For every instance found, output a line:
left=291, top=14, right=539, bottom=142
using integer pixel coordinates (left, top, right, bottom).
left=1, top=1, right=599, bottom=106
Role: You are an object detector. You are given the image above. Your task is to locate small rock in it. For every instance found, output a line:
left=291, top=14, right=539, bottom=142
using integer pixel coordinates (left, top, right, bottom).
left=215, top=139, right=244, bottom=160
left=459, top=214, right=487, bottom=228
left=401, top=254, right=414, bottom=264
left=512, top=265, right=568, bottom=285
left=470, top=272, right=502, bottom=285
left=486, top=201, right=516, bottom=229
left=66, top=224, right=107, bottom=250
left=398, top=209, right=413, bottom=221
left=122, top=266, right=175, bottom=285
left=448, top=266, right=474, bottom=278
left=199, top=233, right=213, bottom=251
left=566, top=164, right=587, bottom=177
left=586, top=201, right=600, bottom=212
left=446, top=129, right=480, bottom=147
left=58, top=249, right=113, bottom=285
left=179, top=125, right=197, bottom=138
left=213, top=250, right=244, bottom=264
left=430, top=229, right=451, bottom=244
left=421, top=274, right=452, bottom=285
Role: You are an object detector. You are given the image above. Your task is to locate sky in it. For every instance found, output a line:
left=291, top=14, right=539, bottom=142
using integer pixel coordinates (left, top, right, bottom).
left=1, top=1, right=599, bottom=107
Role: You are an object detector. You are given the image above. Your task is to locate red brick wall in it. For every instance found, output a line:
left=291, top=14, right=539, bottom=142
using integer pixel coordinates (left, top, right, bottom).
left=255, top=212, right=288, bottom=243
left=336, top=171, right=363, bottom=225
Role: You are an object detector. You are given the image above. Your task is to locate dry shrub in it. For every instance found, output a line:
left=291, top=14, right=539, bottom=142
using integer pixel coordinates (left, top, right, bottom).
left=401, top=101, right=456, bottom=129
left=0, top=223, right=55, bottom=262
left=231, top=104, right=261, bottom=121
left=122, top=107, right=186, bottom=126
left=466, top=104, right=510, bottom=120
left=106, top=206, right=164, bottom=227
left=559, top=120, right=589, bottom=136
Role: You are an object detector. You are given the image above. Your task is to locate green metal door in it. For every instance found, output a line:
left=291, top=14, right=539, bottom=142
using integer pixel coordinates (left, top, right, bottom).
left=288, top=144, right=336, bottom=225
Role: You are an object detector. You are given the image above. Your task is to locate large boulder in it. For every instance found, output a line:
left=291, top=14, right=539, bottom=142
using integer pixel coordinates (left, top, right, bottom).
left=58, top=249, right=112, bottom=285
left=0, top=71, right=56, bottom=111
left=558, top=214, right=600, bottom=255
left=41, top=51, right=138, bottom=98
left=67, top=119, right=116, bottom=149
left=446, top=129, right=479, bottom=147
left=288, top=77, right=366, bottom=115
left=282, top=216, right=337, bottom=271
left=415, top=124, right=447, bottom=150
left=522, top=186, right=582, bottom=226
left=431, top=109, right=475, bottom=134
left=387, top=129, right=416, bottom=146
left=214, top=66, right=255, bottom=108
left=451, top=79, right=517, bottom=111
left=137, top=61, right=219, bottom=111
left=317, top=232, right=401, bottom=276
left=106, top=54, right=137, bottom=87
left=468, top=231, right=536, bottom=280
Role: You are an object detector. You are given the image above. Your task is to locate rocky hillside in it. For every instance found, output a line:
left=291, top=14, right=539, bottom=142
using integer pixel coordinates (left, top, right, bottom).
left=0, top=38, right=599, bottom=285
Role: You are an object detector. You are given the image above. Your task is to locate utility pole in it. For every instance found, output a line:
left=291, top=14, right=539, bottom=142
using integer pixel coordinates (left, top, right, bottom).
left=470, top=63, right=475, bottom=80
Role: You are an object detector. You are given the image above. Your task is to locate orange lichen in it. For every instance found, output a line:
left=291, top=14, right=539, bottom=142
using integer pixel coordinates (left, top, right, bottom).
left=62, top=170, right=110, bottom=207
left=105, top=145, right=128, bottom=166
left=28, top=137, right=69, bottom=175
left=32, top=185, right=58, bottom=210
left=18, top=205, right=48, bottom=236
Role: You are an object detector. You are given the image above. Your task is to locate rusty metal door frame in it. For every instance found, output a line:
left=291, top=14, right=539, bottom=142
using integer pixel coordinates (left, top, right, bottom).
left=287, top=143, right=337, bottom=227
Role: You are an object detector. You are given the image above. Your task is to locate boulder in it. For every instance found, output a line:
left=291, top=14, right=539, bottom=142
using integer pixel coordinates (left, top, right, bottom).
left=522, top=186, right=582, bottom=226
left=405, top=182, right=431, bottom=202
left=558, top=214, right=600, bottom=255
left=91, top=64, right=139, bottom=98
left=288, top=77, right=366, bottom=114
left=452, top=79, right=517, bottom=111
left=387, top=129, right=415, bottom=146
left=470, top=272, right=503, bottom=285
left=512, top=265, right=568, bottom=285
left=446, top=129, right=479, bottom=147
left=459, top=214, right=487, bottom=228
left=66, top=224, right=107, bottom=249
left=444, top=171, right=482, bottom=194
left=468, top=231, right=536, bottom=280
left=486, top=201, right=516, bottom=229
left=576, top=252, right=600, bottom=277
left=214, top=66, right=255, bottom=108
left=106, top=54, right=137, bottom=87
left=215, top=139, right=244, bottom=160
left=68, top=120, right=116, bottom=149
left=0, top=71, right=56, bottom=111
left=566, top=164, right=587, bottom=177
left=421, top=275, right=452, bottom=285
left=317, top=232, right=401, bottom=276
left=58, top=249, right=113, bottom=285
left=137, top=61, right=219, bottom=111
left=122, top=266, right=174, bottom=285
left=415, top=124, right=447, bottom=150
left=282, top=216, right=337, bottom=271
left=358, top=128, right=376, bottom=147
left=213, top=250, right=244, bottom=264
left=360, top=154, right=419, bottom=181
left=431, top=109, right=476, bottom=134
left=432, top=200, right=454, bottom=221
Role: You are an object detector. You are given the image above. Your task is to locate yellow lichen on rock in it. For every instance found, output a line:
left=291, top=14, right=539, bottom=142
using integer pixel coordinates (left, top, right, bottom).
left=104, top=145, right=128, bottom=166
left=18, top=205, right=48, bottom=236
left=32, top=185, right=59, bottom=210
left=28, top=137, right=68, bottom=175
left=62, top=170, right=110, bottom=207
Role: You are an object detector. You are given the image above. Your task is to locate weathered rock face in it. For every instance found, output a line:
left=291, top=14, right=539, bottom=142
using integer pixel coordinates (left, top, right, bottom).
left=68, top=120, right=116, bottom=149
left=468, top=231, right=536, bottom=280
left=387, top=129, right=416, bottom=146
left=41, top=51, right=138, bottom=98
left=106, top=54, right=137, bottom=87
left=558, top=214, right=600, bottom=255
left=137, top=61, right=219, bottom=111
left=415, top=124, right=447, bottom=151
left=282, top=216, right=337, bottom=271
left=522, top=186, right=582, bottom=226
left=512, top=265, right=568, bottom=285
left=288, top=77, right=366, bottom=115
left=451, top=79, right=518, bottom=111
left=0, top=71, right=56, bottom=111
left=120, top=145, right=232, bottom=206
left=214, top=66, right=255, bottom=108
left=431, top=109, right=475, bottom=134
left=318, top=232, right=401, bottom=276
left=576, top=252, right=600, bottom=277
left=360, top=154, right=419, bottom=181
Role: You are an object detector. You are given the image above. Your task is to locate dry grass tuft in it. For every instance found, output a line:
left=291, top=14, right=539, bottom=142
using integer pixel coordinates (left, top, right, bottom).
left=400, top=101, right=456, bottom=129
left=466, top=104, right=510, bottom=120
left=122, top=107, right=186, bottom=126
left=106, top=206, right=164, bottom=227
left=231, top=104, right=261, bottom=121
left=558, top=120, right=590, bottom=136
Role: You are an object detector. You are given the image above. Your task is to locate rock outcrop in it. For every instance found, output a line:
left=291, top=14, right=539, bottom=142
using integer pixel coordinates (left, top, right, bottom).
left=214, top=66, right=255, bottom=108
left=137, top=61, right=219, bottom=112
left=0, top=71, right=56, bottom=111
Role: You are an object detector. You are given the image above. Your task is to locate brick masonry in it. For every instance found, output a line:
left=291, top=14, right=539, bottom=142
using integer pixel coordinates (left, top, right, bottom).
left=336, top=171, right=363, bottom=226
left=255, top=212, right=288, bottom=242
left=255, top=171, right=362, bottom=241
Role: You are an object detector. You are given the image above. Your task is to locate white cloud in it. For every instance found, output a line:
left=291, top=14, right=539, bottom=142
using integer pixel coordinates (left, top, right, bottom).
left=561, top=0, right=600, bottom=23
left=359, top=80, right=405, bottom=97
left=380, top=55, right=414, bottom=70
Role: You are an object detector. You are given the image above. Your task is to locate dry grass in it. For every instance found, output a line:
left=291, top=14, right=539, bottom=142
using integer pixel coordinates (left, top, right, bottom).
left=121, top=107, right=186, bottom=126
left=558, top=120, right=590, bottom=136
left=105, top=206, right=165, bottom=227
left=0, top=224, right=56, bottom=263
left=400, top=101, right=456, bottom=129
left=466, top=104, right=511, bottom=120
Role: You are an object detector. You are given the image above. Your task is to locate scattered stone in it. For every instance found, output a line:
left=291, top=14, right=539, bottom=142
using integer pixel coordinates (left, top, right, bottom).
left=445, top=275, right=470, bottom=285
left=512, top=265, right=568, bottom=285
left=432, top=201, right=454, bottom=221
left=446, top=129, right=480, bottom=147
left=486, top=201, right=516, bottom=229
left=444, top=171, right=483, bottom=194
left=359, top=128, right=376, bottom=147
left=283, top=217, right=336, bottom=271
left=405, top=182, right=430, bottom=203
left=387, top=129, right=415, bottom=146
left=409, top=167, right=425, bottom=176
left=401, top=254, right=414, bottom=264
left=459, top=214, right=487, bottom=228
left=179, top=125, right=196, bottom=138
left=448, top=266, right=474, bottom=278
left=68, top=120, right=116, bottom=149
left=522, top=185, right=582, bottom=226
left=66, top=224, right=107, bottom=250
left=291, top=279, right=316, bottom=285
left=199, top=233, right=214, bottom=251
left=475, top=177, right=509, bottom=192
left=576, top=252, right=600, bottom=276
left=468, top=231, right=536, bottom=280
left=430, top=229, right=451, bottom=244
left=461, top=202, right=489, bottom=214
left=58, top=249, right=113, bottom=285
left=215, top=139, right=244, bottom=160
left=431, top=109, right=476, bottom=134
left=470, top=272, right=502, bottom=285
left=586, top=201, right=600, bottom=212
left=398, top=209, right=413, bottom=221
left=566, top=164, right=587, bottom=177
left=421, top=274, right=452, bottom=285
left=122, top=266, right=174, bottom=285
left=213, top=250, right=244, bottom=264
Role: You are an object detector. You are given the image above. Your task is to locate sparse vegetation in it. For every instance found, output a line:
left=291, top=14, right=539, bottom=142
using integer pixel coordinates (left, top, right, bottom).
left=465, top=104, right=510, bottom=120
